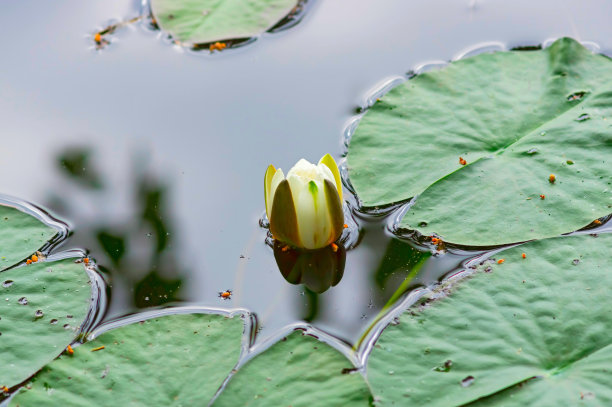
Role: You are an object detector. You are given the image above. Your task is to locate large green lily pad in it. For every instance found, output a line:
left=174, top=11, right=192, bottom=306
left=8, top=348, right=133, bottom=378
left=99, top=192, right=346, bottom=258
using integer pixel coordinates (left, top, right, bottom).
left=1, top=259, right=91, bottom=389
left=0, top=204, right=58, bottom=270
left=11, top=313, right=245, bottom=405
left=214, top=331, right=372, bottom=406
left=367, top=233, right=612, bottom=406
left=347, top=38, right=612, bottom=245
left=151, top=0, right=299, bottom=44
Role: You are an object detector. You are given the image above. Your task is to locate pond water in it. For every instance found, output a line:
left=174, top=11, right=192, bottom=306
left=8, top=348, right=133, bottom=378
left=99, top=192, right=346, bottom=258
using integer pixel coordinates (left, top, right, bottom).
left=1, top=0, right=612, bottom=350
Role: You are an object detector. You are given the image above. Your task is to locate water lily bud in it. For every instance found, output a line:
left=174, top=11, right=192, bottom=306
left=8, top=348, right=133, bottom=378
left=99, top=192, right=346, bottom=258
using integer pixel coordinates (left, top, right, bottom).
left=265, top=154, right=344, bottom=250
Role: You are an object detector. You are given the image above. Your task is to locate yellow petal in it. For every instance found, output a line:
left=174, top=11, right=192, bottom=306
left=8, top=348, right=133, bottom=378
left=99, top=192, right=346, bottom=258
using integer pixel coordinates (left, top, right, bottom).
left=269, top=180, right=302, bottom=248
left=323, top=179, right=344, bottom=245
left=318, top=153, right=343, bottom=202
left=264, top=165, right=276, bottom=219
left=268, top=168, right=285, bottom=218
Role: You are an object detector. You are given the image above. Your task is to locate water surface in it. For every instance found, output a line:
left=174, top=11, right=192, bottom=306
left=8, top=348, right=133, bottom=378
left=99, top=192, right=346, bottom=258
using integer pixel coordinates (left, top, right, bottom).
left=1, top=0, right=611, bottom=345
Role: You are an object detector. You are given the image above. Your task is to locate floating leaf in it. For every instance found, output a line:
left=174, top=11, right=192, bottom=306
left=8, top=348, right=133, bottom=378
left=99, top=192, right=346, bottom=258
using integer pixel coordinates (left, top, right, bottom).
left=367, top=233, right=612, bottom=406
left=214, top=331, right=372, bottom=406
left=0, top=204, right=58, bottom=270
left=151, top=0, right=300, bottom=45
left=347, top=38, right=612, bottom=245
left=1, top=259, right=91, bottom=388
left=11, top=313, right=245, bottom=405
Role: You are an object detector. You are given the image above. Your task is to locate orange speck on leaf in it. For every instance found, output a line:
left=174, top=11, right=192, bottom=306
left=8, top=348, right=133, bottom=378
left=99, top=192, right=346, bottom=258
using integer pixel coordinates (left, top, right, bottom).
left=331, top=243, right=338, bottom=252
left=540, top=194, right=545, bottom=200
left=91, top=346, right=105, bottom=352
left=26, top=259, right=32, bottom=265
left=66, top=345, right=74, bottom=355
left=497, top=259, right=505, bottom=264
left=31, top=254, right=38, bottom=262
left=594, top=219, right=602, bottom=225
left=94, top=33, right=102, bottom=43
left=459, top=157, right=467, bottom=165
left=1, top=386, right=8, bottom=393
left=522, top=253, right=526, bottom=259
left=549, top=174, right=556, bottom=184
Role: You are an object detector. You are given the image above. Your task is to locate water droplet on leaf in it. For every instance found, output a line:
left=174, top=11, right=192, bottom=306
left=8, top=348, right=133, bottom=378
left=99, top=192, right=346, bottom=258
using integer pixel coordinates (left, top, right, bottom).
left=461, top=376, right=475, bottom=387
left=576, top=114, right=591, bottom=122
left=567, top=91, right=586, bottom=101
left=434, top=360, right=453, bottom=372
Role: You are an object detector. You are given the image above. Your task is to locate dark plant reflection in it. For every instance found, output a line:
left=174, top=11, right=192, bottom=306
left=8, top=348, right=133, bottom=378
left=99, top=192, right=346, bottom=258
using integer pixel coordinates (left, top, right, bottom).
left=58, top=148, right=103, bottom=189
left=273, top=241, right=346, bottom=294
left=50, top=146, right=185, bottom=312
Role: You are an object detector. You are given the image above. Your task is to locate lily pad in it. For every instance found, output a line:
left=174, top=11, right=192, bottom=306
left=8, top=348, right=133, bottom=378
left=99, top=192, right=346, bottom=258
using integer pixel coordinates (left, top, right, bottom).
left=0, top=204, right=58, bottom=270
left=347, top=38, right=612, bottom=245
left=367, top=233, right=612, bottom=406
left=1, top=259, right=91, bottom=389
left=150, top=0, right=300, bottom=45
left=11, top=313, right=245, bottom=405
left=214, top=331, right=372, bottom=406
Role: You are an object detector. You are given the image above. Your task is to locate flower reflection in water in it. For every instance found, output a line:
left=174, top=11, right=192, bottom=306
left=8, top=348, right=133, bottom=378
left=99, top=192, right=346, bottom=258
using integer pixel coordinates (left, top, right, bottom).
left=272, top=241, right=346, bottom=294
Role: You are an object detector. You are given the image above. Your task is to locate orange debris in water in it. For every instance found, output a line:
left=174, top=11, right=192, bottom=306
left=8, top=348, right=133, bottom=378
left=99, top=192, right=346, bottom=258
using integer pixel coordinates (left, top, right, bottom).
left=331, top=243, right=338, bottom=252
left=497, top=259, right=505, bottom=264
left=91, top=346, right=105, bottom=352
left=540, top=194, right=545, bottom=200
left=218, top=289, right=232, bottom=300
left=31, top=254, right=38, bottom=263
left=1, top=386, right=8, bottom=393
left=26, top=259, right=32, bottom=265
left=522, top=253, right=526, bottom=259
left=343, top=224, right=348, bottom=228
left=549, top=174, right=556, bottom=184
left=66, top=345, right=74, bottom=355
left=594, top=219, right=602, bottom=225
left=209, top=42, right=227, bottom=52
left=459, top=157, right=467, bottom=165
left=281, top=245, right=289, bottom=252
left=431, top=237, right=440, bottom=245
left=94, top=33, right=102, bottom=43
left=83, top=257, right=90, bottom=265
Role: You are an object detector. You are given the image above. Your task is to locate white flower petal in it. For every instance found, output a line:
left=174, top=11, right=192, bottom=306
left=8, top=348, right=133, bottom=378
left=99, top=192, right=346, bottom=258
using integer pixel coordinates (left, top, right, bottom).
left=317, top=163, right=335, bottom=186
left=294, top=180, right=333, bottom=249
